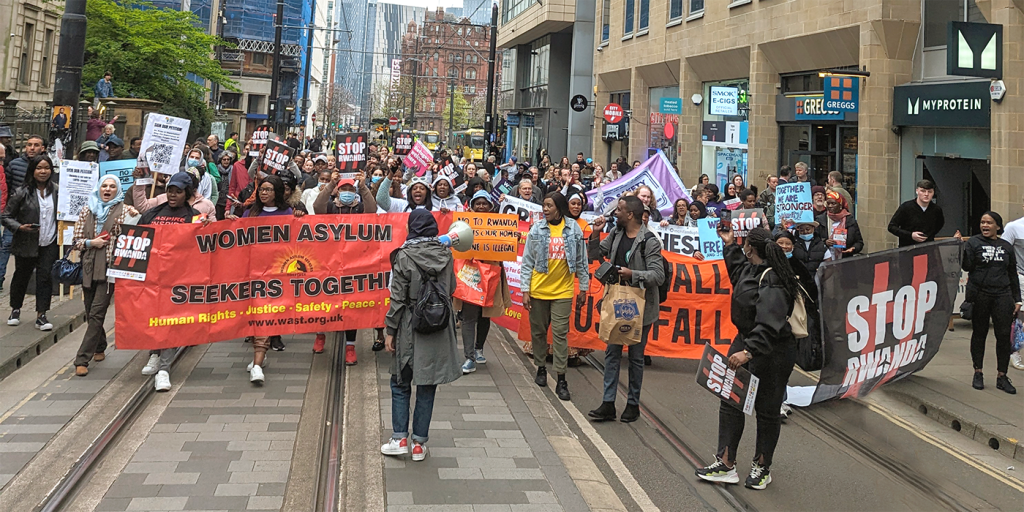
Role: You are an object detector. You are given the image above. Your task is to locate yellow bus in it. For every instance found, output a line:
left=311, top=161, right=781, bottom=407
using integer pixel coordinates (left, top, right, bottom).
left=413, top=130, right=441, bottom=151
left=453, top=129, right=485, bottom=162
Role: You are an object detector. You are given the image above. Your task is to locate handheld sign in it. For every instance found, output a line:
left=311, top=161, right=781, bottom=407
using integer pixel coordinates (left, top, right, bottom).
left=139, top=113, right=191, bottom=175
left=100, top=160, right=138, bottom=193
left=251, top=125, right=271, bottom=147
left=107, top=225, right=156, bottom=281
left=57, top=160, right=100, bottom=221
left=775, top=182, right=813, bottom=227
left=258, top=140, right=293, bottom=176
left=695, top=344, right=759, bottom=415
left=730, top=208, right=769, bottom=242
left=336, top=132, right=368, bottom=177
left=451, top=212, right=519, bottom=261
left=393, top=131, right=413, bottom=155
left=697, top=217, right=723, bottom=260
left=646, top=222, right=700, bottom=256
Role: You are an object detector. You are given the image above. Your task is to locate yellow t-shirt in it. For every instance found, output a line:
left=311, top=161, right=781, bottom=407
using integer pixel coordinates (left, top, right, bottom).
left=530, top=220, right=574, bottom=300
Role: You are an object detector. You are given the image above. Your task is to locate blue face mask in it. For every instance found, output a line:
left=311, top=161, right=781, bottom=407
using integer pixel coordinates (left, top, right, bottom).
left=371, top=175, right=382, bottom=184
left=785, top=251, right=793, bottom=259
left=337, top=191, right=358, bottom=204
left=187, top=158, right=201, bottom=167
left=799, top=233, right=813, bottom=241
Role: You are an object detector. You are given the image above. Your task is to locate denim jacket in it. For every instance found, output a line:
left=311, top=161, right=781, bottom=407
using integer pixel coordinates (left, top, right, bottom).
left=520, top=218, right=589, bottom=295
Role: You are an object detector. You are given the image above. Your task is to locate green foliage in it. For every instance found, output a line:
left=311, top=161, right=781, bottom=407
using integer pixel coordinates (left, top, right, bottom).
left=83, top=0, right=235, bottom=139
left=443, top=89, right=471, bottom=132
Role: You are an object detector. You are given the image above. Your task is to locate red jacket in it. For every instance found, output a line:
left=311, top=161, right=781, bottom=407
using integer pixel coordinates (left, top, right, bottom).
left=227, top=160, right=251, bottom=213
left=0, top=165, right=8, bottom=213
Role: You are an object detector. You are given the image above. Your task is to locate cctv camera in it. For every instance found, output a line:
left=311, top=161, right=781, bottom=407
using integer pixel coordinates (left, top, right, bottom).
left=596, top=47, right=603, bottom=52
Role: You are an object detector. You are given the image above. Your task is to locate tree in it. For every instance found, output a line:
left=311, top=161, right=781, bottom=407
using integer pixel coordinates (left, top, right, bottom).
left=83, top=0, right=237, bottom=139
left=443, top=88, right=471, bottom=134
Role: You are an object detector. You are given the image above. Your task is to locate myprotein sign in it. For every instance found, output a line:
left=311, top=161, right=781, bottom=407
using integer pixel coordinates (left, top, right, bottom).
left=892, top=81, right=990, bottom=128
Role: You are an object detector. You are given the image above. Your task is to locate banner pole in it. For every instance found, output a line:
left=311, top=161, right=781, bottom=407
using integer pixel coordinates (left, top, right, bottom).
left=58, top=221, right=65, bottom=300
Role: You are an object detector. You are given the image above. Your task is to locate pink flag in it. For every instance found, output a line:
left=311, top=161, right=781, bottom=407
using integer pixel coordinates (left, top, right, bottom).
left=404, top=140, right=433, bottom=176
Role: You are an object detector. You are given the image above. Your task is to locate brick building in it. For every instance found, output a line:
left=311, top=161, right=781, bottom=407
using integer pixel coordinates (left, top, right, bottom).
left=401, top=8, right=497, bottom=136
left=590, top=0, right=1024, bottom=251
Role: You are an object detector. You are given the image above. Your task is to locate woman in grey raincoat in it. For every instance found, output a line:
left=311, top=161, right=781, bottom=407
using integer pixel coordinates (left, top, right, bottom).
left=382, top=209, right=462, bottom=462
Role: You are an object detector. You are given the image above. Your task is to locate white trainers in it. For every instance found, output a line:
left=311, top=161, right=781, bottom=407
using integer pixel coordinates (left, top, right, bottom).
left=1011, top=352, right=1024, bottom=371
left=250, top=364, right=265, bottom=384
left=411, top=442, right=427, bottom=461
left=142, top=354, right=160, bottom=376
left=154, top=370, right=171, bottom=391
left=780, top=403, right=793, bottom=419
left=246, top=360, right=268, bottom=371
left=381, top=437, right=409, bottom=456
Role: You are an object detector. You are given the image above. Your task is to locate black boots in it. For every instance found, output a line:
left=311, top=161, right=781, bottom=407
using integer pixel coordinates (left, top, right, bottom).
left=555, top=377, right=570, bottom=401
left=620, top=404, right=640, bottom=423
left=535, top=366, right=548, bottom=387
left=588, top=401, right=616, bottom=421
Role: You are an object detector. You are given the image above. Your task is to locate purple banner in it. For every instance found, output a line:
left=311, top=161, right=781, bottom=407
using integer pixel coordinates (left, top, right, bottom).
left=586, top=150, right=692, bottom=216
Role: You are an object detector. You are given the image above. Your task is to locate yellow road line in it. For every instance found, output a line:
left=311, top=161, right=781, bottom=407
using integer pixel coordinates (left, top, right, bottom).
left=0, top=392, right=37, bottom=423
left=793, top=368, right=1024, bottom=492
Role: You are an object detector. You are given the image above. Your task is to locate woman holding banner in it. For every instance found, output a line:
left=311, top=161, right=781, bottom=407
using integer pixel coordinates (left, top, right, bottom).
left=456, top=191, right=512, bottom=374
left=72, top=175, right=139, bottom=377
left=696, top=226, right=798, bottom=490
left=376, top=175, right=432, bottom=212
left=521, top=192, right=590, bottom=401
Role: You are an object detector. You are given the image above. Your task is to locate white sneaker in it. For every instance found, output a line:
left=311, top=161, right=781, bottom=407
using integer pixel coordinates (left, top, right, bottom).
left=246, top=360, right=268, bottom=371
left=154, top=370, right=171, bottom=391
left=250, top=364, right=265, bottom=384
left=381, top=437, right=409, bottom=456
left=142, top=354, right=160, bottom=376
left=1011, top=352, right=1024, bottom=371
left=411, top=442, right=427, bottom=461
left=780, top=403, right=793, bottom=418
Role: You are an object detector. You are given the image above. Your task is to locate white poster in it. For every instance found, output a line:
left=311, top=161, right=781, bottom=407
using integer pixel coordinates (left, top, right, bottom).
left=646, top=222, right=700, bottom=256
left=140, top=113, right=191, bottom=175
left=57, top=160, right=99, bottom=222
left=709, top=86, right=739, bottom=116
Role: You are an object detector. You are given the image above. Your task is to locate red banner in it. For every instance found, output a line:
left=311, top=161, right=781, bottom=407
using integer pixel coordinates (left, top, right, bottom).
left=514, top=252, right=737, bottom=359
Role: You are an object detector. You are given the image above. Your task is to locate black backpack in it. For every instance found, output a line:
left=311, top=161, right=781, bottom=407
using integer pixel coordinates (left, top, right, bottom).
left=638, top=232, right=671, bottom=303
left=410, top=261, right=452, bottom=334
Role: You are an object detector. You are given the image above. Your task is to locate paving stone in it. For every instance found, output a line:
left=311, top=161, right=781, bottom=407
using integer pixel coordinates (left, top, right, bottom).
left=142, top=472, right=200, bottom=485
left=438, top=467, right=484, bottom=479
left=481, top=468, right=545, bottom=480
left=247, top=495, right=285, bottom=509
left=456, top=457, right=519, bottom=468
left=227, top=470, right=289, bottom=484
left=388, top=491, right=414, bottom=505
left=215, top=483, right=260, bottom=496
left=125, top=496, right=188, bottom=510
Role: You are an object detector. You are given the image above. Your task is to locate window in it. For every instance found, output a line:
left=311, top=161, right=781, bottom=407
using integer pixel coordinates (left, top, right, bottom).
left=502, top=0, right=536, bottom=24
left=924, top=0, right=987, bottom=47
left=624, top=0, right=634, bottom=35
left=247, top=94, right=263, bottom=113
left=456, top=54, right=462, bottom=62
left=448, top=67, right=458, bottom=78
left=526, top=37, right=550, bottom=88
left=252, top=52, right=266, bottom=65
left=221, top=92, right=241, bottom=109
left=40, top=29, right=53, bottom=87
left=669, top=0, right=683, bottom=20
left=433, top=68, right=438, bottom=76
left=432, top=83, right=438, bottom=93
left=430, top=99, right=436, bottom=111
left=19, top=23, right=34, bottom=85
left=433, top=52, right=439, bottom=60
left=448, top=53, right=454, bottom=61
left=465, top=68, right=477, bottom=79
left=464, top=85, right=471, bottom=94
left=638, top=0, right=649, bottom=32
left=600, top=0, right=610, bottom=43
left=690, top=0, right=704, bottom=15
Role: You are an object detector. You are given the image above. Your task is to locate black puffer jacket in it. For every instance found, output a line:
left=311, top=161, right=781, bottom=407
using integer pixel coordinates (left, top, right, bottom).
left=5, top=155, right=31, bottom=198
left=792, top=233, right=827, bottom=275
left=2, top=184, right=60, bottom=258
left=723, top=243, right=796, bottom=357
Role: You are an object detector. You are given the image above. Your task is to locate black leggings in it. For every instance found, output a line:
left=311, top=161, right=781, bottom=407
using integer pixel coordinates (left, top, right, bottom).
left=716, top=336, right=796, bottom=468
left=461, top=302, right=491, bottom=360
left=970, top=292, right=1014, bottom=374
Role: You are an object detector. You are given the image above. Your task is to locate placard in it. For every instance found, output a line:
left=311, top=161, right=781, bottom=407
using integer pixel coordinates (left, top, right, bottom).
left=695, top=344, right=760, bottom=415
left=730, top=208, right=769, bottom=241
left=140, top=114, right=191, bottom=175
left=106, top=225, right=156, bottom=281
left=451, top=212, right=519, bottom=261
left=57, top=160, right=99, bottom=221
left=774, top=182, right=814, bottom=226
left=258, top=140, right=294, bottom=176
left=100, top=160, right=137, bottom=193
left=646, top=222, right=700, bottom=256
left=336, top=132, right=368, bottom=172
left=251, top=125, right=272, bottom=146
left=393, top=131, right=413, bottom=156
left=697, top=217, right=723, bottom=260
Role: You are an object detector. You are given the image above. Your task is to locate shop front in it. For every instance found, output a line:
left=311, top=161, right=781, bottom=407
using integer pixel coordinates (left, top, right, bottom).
left=647, top=86, right=681, bottom=163
left=893, top=80, right=991, bottom=237
left=775, top=94, right=859, bottom=203
left=700, top=79, right=749, bottom=190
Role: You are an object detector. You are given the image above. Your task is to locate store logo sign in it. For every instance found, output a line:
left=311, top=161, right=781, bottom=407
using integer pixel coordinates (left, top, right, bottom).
left=908, top=98, right=919, bottom=115
left=794, top=97, right=842, bottom=120
left=893, top=81, right=990, bottom=128
left=948, top=21, right=1002, bottom=79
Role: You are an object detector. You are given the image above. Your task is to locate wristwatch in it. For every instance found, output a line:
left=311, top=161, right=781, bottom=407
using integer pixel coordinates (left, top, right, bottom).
left=742, top=349, right=752, bottom=360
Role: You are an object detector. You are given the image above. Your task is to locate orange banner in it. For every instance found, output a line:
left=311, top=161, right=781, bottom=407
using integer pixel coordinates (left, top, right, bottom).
left=451, top=212, right=519, bottom=261
left=515, top=252, right=737, bottom=359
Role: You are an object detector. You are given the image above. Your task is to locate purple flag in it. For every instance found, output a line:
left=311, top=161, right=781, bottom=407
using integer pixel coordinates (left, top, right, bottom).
left=586, top=150, right=692, bottom=216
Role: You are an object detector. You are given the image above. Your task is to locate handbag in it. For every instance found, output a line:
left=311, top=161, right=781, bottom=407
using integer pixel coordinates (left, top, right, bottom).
left=598, top=284, right=646, bottom=346
left=759, top=269, right=809, bottom=338
left=453, top=259, right=500, bottom=307
left=959, top=302, right=974, bottom=320
left=52, top=254, right=83, bottom=286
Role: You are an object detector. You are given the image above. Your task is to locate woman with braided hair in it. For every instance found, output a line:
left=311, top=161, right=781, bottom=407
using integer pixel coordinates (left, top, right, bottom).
left=696, top=226, right=799, bottom=491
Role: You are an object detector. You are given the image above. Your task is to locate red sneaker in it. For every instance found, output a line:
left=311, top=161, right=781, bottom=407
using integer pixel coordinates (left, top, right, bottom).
left=313, top=334, right=326, bottom=354
left=345, top=344, right=357, bottom=365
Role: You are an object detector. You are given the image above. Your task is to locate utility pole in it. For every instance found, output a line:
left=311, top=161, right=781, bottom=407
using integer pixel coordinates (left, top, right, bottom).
left=448, top=79, right=455, bottom=146
left=52, top=0, right=88, bottom=149
left=483, top=1, right=497, bottom=153
left=269, top=0, right=285, bottom=134
left=301, top=0, right=316, bottom=138
left=409, top=34, right=419, bottom=129
left=211, top=2, right=225, bottom=111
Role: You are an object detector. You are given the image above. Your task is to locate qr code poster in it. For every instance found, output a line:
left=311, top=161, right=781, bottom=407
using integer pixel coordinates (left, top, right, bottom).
left=57, top=160, right=100, bottom=222
left=258, top=140, right=294, bottom=176
left=140, top=114, right=190, bottom=175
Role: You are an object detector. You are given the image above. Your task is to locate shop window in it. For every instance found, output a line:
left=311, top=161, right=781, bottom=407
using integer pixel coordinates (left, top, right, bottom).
left=638, top=0, right=649, bottom=32
left=700, top=79, right=750, bottom=189
left=648, top=86, right=679, bottom=163
left=624, top=0, right=635, bottom=36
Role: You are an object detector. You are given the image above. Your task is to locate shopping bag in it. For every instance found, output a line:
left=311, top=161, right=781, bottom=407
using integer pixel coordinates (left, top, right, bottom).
left=453, top=259, right=500, bottom=307
left=598, top=284, right=646, bottom=346
left=1012, top=316, right=1024, bottom=354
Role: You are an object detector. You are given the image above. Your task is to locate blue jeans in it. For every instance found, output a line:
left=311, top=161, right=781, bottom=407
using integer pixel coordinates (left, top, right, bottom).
left=390, top=374, right=437, bottom=444
left=0, top=228, right=13, bottom=285
left=602, top=323, right=652, bottom=405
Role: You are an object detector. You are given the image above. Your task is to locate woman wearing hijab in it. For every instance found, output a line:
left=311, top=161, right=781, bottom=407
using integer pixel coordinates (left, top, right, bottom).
left=72, top=175, right=139, bottom=377
left=722, top=183, right=739, bottom=210
left=215, top=151, right=234, bottom=219
left=4, top=155, right=59, bottom=332
left=696, top=226, right=799, bottom=490
left=185, top=148, right=217, bottom=204
left=381, top=209, right=461, bottom=462
left=432, top=175, right=463, bottom=212
left=704, top=184, right=727, bottom=217
left=958, top=212, right=1020, bottom=394
left=816, top=190, right=863, bottom=260
left=521, top=192, right=590, bottom=401
left=458, top=191, right=512, bottom=373
left=684, top=201, right=707, bottom=227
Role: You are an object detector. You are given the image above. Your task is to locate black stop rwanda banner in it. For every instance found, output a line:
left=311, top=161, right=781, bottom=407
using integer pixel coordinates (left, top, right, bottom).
left=258, top=139, right=293, bottom=176
left=336, top=132, right=368, bottom=172
left=393, top=131, right=413, bottom=155
left=810, top=240, right=961, bottom=403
